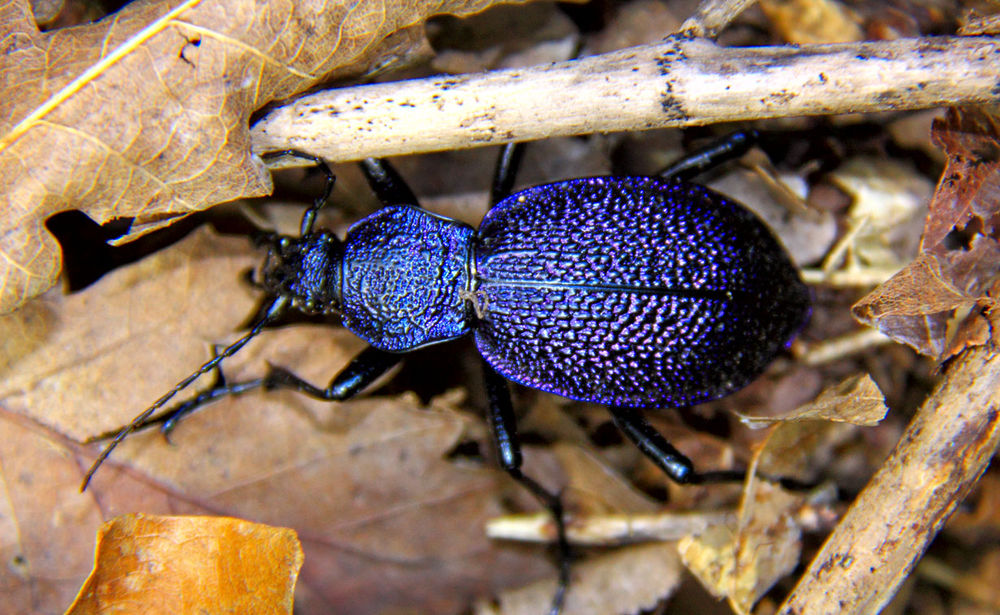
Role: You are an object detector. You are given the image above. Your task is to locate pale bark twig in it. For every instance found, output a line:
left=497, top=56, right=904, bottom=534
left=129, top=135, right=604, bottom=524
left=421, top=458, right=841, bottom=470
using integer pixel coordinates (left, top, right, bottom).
left=252, top=35, right=1000, bottom=163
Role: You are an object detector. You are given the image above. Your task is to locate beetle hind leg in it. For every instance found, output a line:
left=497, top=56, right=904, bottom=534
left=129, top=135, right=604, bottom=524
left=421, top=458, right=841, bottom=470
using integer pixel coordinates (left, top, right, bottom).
left=611, top=408, right=819, bottom=489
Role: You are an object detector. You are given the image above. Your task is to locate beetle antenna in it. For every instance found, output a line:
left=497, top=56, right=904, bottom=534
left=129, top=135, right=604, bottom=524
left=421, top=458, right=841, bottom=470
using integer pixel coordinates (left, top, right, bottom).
left=79, top=295, right=291, bottom=491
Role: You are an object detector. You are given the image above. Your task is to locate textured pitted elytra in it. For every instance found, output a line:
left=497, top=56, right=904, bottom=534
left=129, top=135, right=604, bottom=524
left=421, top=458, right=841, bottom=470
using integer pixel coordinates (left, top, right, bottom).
left=473, top=177, right=810, bottom=408
left=341, top=205, right=474, bottom=351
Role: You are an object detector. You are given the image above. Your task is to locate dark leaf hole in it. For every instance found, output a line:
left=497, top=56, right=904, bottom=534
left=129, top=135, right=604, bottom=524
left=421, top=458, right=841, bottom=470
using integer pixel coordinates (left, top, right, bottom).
left=941, top=216, right=983, bottom=252
left=45, top=210, right=201, bottom=292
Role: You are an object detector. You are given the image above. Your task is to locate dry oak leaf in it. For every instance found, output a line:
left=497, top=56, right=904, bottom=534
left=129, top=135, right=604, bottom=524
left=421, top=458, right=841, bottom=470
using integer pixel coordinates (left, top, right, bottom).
left=0, top=388, right=548, bottom=615
left=66, top=514, right=303, bottom=615
left=853, top=107, right=1000, bottom=358
left=0, top=0, right=533, bottom=315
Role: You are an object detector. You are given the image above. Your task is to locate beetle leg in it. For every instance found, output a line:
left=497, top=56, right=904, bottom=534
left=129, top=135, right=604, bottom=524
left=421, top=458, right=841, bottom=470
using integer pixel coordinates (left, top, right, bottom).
left=359, top=158, right=421, bottom=208
left=610, top=407, right=698, bottom=483
left=88, top=346, right=400, bottom=443
left=656, top=130, right=759, bottom=182
left=490, top=142, right=527, bottom=206
left=261, top=345, right=401, bottom=400
left=261, top=150, right=336, bottom=235
left=482, top=360, right=570, bottom=615
left=612, top=408, right=759, bottom=485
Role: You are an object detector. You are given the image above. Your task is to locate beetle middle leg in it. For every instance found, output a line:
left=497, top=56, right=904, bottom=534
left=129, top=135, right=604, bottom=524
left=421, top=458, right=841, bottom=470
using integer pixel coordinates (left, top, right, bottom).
left=483, top=360, right=570, bottom=615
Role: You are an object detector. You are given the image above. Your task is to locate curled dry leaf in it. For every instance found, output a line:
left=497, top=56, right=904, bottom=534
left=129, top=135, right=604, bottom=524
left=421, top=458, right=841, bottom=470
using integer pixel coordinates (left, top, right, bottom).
left=737, top=372, right=888, bottom=428
left=731, top=373, right=886, bottom=483
left=66, top=514, right=303, bottom=615
left=678, top=481, right=803, bottom=613
left=852, top=107, right=1000, bottom=358
left=0, top=0, right=534, bottom=314
left=827, top=156, right=932, bottom=270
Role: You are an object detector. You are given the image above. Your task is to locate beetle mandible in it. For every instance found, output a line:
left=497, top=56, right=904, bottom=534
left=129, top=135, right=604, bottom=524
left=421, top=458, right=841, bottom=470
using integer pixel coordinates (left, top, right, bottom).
left=84, top=130, right=810, bottom=614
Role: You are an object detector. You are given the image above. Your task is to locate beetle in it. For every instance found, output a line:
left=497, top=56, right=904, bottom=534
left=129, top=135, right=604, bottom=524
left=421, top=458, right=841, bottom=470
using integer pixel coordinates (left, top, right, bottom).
left=83, top=130, right=810, bottom=614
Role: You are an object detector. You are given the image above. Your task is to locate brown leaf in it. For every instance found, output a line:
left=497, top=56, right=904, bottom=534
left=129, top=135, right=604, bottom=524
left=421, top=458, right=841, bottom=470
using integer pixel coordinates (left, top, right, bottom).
left=923, top=108, right=1000, bottom=252
left=0, top=413, right=104, bottom=613
left=0, top=225, right=548, bottom=614
left=852, top=107, right=1000, bottom=358
left=0, top=0, right=535, bottom=314
left=0, top=391, right=547, bottom=615
left=483, top=543, right=684, bottom=615
left=66, top=514, right=302, bottom=614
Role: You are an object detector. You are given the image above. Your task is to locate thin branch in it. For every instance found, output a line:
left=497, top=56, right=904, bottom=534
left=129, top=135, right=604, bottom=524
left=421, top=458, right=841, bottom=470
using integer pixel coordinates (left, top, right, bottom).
left=251, top=34, right=1000, bottom=162
left=778, top=345, right=1000, bottom=614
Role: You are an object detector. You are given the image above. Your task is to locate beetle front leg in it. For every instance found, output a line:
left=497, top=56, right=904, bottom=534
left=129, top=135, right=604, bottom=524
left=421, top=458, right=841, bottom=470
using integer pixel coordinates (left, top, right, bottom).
left=359, top=158, right=421, bottom=208
left=263, top=345, right=402, bottom=401
left=261, top=150, right=335, bottom=235
left=91, top=346, right=401, bottom=442
left=482, top=360, right=571, bottom=615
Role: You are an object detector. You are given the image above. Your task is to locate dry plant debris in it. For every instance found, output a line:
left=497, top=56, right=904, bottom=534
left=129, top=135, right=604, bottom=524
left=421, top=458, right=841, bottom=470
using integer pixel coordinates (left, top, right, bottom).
left=0, top=1, right=998, bottom=614
left=853, top=107, right=1000, bottom=360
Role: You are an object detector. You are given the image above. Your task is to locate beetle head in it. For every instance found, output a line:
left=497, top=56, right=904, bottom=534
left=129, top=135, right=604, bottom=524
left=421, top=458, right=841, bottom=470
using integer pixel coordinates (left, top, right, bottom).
left=256, top=231, right=342, bottom=314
